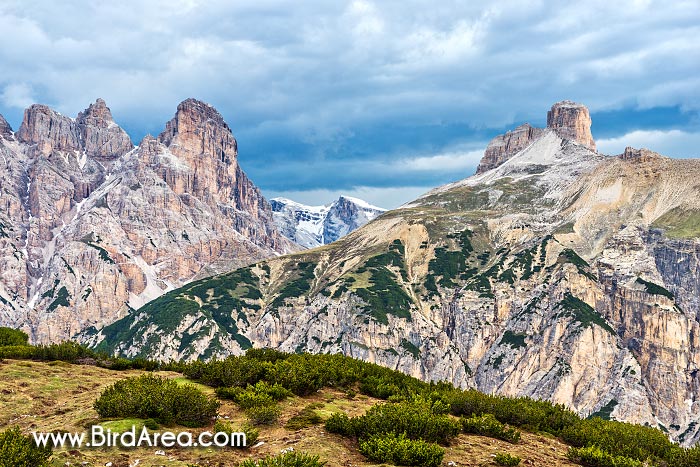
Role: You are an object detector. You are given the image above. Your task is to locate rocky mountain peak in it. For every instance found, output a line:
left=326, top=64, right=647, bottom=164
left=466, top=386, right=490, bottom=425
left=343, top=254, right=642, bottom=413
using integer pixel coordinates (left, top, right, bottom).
left=546, top=100, right=596, bottom=151
left=0, top=114, right=12, bottom=139
left=17, top=104, right=81, bottom=155
left=76, top=98, right=133, bottom=160
left=476, top=123, right=544, bottom=174
left=158, top=98, right=236, bottom=163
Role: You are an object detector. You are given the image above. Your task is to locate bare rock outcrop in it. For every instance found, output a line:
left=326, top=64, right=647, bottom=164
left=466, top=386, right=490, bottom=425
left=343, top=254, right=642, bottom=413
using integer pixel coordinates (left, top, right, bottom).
left=476, top=124, right=543, bottom=174
left=17, top=104, right=81, bottom=156
left=76, top=98, right=134, bottom=161
left=546, top=100, right=596, bottom=151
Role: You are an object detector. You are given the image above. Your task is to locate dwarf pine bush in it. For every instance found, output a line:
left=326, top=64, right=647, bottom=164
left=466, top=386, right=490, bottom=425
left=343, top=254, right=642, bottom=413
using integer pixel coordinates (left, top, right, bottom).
left=358, top=433, right=444, bottom=467
left=94, top=374, right=219, bottom=427
left=462, top=413, right=521, bottom=443
left=0, top=427, right=52, bottom=467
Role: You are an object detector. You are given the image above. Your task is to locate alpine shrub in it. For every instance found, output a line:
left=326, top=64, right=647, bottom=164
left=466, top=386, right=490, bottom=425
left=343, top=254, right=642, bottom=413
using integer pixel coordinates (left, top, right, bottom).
left=94, top=374, right=219, bottom=427
left=0, top=427, right=52, bottom=467
left=347, top=400, right=460, bottom=444
left=0, top=327, right=29, bottom=347
left=359, top=433, right=444, bottom=467
left=462, top=413, right=521, bottom=443
left=245, top=404, right=281, bottom=426
left=494, top=452, right=521, bottom=466
left=567, top=446, right=643, bottom=467
left=285, top=403, right=324, bottom=430
left=325, top=413, right=354, bottom=436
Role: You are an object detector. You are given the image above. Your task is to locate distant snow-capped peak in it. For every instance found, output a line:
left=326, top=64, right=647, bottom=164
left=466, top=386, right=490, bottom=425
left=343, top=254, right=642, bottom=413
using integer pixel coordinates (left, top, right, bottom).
left=270, top=195, right=386, bottom=248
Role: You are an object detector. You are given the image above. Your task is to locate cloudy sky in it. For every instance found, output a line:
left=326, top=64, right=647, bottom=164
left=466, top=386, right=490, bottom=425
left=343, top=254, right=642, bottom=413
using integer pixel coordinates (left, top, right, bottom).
left=1, top=0, right=698, bottom=208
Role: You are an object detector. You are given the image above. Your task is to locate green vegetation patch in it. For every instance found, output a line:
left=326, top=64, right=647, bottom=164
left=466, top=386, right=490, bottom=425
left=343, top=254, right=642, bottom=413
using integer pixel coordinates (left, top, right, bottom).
left=352, top=240, right=413, bottom=324
left=400, top=339, right=421, bottom=359
left=47, top=286, right=70, bottom=311
left=651, top=207, right=700, bottom=239
left=636, top=277, right=674, bottom=299
left=556, top=294, right=615, bottom=335
left=239, top=452, right=326, bottom=467
left=499, top=331, right=527, bottom=349
left=271, top=261, right=316, bottom=308
left=98, top=266, right=264, bottom=355
left=588, top=399, right=618, bottom=421
left=554, top=248, right=597, bottom=281
left=424, top=229, right=475, bottom=292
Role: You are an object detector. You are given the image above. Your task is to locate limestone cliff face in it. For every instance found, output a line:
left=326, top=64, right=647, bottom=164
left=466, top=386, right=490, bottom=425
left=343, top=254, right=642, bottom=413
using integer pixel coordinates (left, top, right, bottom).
left=547, top=100, right=596, bottom=151
left=476, top=124, right=543, bottom=174
left=99, top=103, right=700, bottom=446
left=0, top=98, right=296, bottom=344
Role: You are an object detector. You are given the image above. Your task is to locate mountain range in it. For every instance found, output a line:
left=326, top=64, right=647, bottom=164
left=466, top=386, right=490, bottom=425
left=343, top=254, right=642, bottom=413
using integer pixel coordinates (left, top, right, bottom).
left=2, top=98, right=700, bottom=447
left=93, top=101, right=700, bottom=446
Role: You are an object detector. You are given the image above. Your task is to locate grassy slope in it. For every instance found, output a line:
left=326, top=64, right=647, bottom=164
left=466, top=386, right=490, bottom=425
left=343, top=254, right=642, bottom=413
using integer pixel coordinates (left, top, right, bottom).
left=0, top=359, right=577, bottom=467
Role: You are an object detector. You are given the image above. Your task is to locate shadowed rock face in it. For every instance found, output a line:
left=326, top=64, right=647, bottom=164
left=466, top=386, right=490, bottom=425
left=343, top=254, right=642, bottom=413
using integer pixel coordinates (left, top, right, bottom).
left=546, top=100, right=595, bottom=151
left=476, top=124, right=543, bottom=174
left=0, top=114, right=12, bottom=139
left=0, top=98, right=295, bottom=345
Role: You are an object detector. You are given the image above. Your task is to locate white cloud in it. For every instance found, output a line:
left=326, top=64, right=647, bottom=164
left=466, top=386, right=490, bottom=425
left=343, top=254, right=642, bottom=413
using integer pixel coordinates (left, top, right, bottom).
left=1, top=83, right=34, bottom=109
left=395, top=149, right=484, bottom=172
left=597, top=129, right=700, bottom=158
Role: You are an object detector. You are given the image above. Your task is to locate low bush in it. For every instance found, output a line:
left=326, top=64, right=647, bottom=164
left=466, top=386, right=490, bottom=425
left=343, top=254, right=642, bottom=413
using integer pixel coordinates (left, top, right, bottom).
left=567, top=446, right=643, bottom=467
left=325, top=413, right=354, bottom=437
left=560, top=417, right=673, bottom=463
left=0, top=327, right=29, bottom=347
left=334, top=400, right=460, bottom=444
left=359, top=433, right=444, bottom=467
left=239, top=451, right=326, bottom=467
left=246, top=404, right=281, bottom=426
left=462, top=413, right=521, bottom=443
left=94, top=374, right=219, bottom=427
left=0, top=426, right=52, bottom=467
left=449, top=389, right=578, bottom=434
left=217, top=381, right=292, bottom=408
left=285, top=403, right=324, bottom=430
left=494, top=452, right=521, bottom=466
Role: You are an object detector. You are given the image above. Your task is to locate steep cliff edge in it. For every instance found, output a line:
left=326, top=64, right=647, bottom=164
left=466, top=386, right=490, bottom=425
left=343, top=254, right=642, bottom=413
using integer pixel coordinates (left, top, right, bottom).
left=97, top=101, right=700, bottom=445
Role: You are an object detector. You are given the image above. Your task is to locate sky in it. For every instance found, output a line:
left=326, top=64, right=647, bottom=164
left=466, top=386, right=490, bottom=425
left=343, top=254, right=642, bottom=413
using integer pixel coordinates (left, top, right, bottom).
left=0, top=0, right=698, bottom=208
